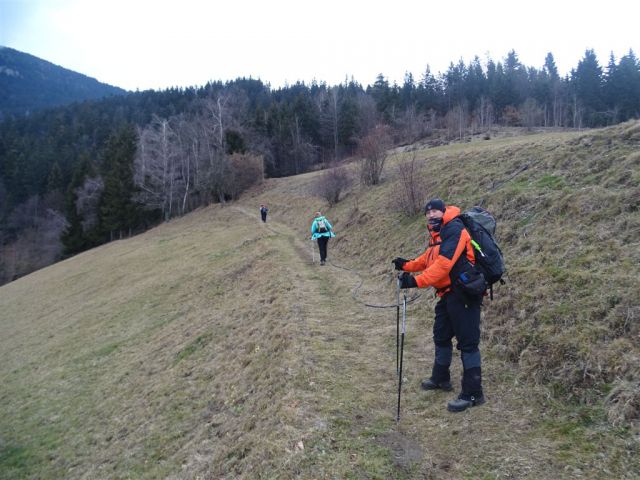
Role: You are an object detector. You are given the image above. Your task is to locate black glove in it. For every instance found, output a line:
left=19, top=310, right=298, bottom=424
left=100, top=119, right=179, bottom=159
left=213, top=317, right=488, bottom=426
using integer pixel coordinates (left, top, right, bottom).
left=392, top=257, right=408, bottom=271
left=398, top=272, right=417, bottom=289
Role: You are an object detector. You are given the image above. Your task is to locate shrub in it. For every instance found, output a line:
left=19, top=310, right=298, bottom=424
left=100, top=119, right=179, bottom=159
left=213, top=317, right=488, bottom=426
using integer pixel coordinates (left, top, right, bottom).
left=226, top=153, right=264, bottom=200
left=357, top=125, right=392, bottom=186
left=390, top=153, right=428, bottom=216
left=314, top=165, right=352, bottom=206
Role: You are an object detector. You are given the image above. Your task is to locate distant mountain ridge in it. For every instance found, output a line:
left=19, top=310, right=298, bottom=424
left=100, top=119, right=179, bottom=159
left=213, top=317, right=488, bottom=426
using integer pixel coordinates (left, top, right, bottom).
left=0, top=46, right=127, bottom=120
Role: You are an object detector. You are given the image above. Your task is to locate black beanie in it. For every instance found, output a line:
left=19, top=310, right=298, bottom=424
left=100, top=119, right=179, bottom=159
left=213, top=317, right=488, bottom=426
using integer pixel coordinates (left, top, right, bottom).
left=424, top=198, right=446, bottom=213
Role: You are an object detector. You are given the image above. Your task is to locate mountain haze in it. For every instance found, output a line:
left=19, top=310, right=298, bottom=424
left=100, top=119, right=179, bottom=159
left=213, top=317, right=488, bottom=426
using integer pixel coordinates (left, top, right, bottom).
left=1, top=123, right=639, bottom=478
left=0, top=47, right=127, bottom=120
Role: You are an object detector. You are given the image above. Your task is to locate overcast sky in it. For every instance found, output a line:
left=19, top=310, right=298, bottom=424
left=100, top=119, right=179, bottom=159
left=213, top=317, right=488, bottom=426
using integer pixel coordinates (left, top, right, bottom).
left=1, top=0, right=638, bottom=92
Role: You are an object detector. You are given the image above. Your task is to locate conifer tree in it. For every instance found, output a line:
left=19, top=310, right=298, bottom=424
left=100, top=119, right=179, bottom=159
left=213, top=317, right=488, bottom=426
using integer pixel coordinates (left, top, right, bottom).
left=503, top=50, right=529, bottom=111
left=338, top=96, right=359, bottom=153
left=99, top=125, right=140, bottom=241
left=542, top=52, right=563, bottom=126
left=466, top=56, right=486, bottom=113
left=605, top=50, right=640, bottom=121
left=573, top=49, right=605, bottom=125
left=46, top=162, right=64, bottom=192
left=61, top=155, right=95, bottom=255
left=417, top=66, right=442, bottom=113
left=486, top=60, right=507, bottom=117
left=370, top=74, right=393, bottom=121
left=61, top=198, right=86, bottom=255
left=400, top=72, right=416, bottom=110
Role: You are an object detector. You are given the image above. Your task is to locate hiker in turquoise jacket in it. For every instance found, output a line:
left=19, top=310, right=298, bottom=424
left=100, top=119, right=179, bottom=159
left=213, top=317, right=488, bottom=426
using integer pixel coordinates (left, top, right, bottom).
left=311, top=212, right=335, bottom=266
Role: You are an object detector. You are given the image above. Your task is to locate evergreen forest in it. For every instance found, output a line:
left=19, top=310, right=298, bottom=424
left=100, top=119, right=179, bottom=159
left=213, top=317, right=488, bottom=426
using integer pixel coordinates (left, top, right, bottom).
left=1, top=48, right=639, bottom=284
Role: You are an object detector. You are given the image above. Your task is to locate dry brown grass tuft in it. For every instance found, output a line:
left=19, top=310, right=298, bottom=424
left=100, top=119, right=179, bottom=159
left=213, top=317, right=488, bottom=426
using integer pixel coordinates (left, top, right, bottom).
left=606, top=378, right=640, bottom=427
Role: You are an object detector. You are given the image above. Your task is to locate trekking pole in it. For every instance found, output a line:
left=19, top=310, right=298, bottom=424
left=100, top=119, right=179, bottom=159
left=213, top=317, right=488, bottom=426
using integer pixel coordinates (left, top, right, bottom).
left=310, top=238, right=315, bottom=264
left=396, top=277, right=400, bottom=375
left=396, top=292, right=407, bottom=422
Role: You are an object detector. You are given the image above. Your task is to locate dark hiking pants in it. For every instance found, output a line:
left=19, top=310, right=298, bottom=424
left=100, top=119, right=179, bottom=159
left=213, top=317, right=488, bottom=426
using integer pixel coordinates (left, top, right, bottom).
left=317, top=236, right=329, bottom=262
left=432, top=291, right=482, bottom=394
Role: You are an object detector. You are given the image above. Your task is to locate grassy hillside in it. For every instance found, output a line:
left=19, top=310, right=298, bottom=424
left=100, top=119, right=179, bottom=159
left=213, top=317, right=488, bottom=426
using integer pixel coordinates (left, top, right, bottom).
left=260, top=122, right=640, bottom=401
left=1, top=122, right=639, bottom=478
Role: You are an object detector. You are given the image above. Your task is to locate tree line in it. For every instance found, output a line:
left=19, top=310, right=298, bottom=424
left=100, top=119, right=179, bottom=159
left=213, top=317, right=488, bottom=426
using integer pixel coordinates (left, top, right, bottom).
left=0, top=48, right=639, bottom=283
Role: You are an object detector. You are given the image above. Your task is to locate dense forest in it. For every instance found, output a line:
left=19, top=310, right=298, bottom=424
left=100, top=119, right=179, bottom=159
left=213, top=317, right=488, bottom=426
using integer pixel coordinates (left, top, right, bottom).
left=1, top=48, right=639, bottom=284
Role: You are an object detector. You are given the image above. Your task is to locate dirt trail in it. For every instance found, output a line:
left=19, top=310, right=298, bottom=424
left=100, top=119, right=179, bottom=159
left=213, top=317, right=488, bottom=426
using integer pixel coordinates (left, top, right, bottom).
left=230, top=204, right=576, bottom=479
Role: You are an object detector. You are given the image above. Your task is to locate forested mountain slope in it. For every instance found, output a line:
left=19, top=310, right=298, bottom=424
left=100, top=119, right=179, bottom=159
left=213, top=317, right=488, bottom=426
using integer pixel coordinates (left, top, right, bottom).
left=0, top=123, right=638, bottom=479
left=2, top=47, right=639, bottom=286
left=0, top=47, right=127, bottom=119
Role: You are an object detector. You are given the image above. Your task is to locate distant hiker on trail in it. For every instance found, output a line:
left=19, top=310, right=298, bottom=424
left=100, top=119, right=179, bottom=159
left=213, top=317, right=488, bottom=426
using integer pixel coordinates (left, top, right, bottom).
left=392, top=198, right=486, bottom=413
left=311, top=211, right=335, bottom=266
left=260, top=204, right=268, bottom=223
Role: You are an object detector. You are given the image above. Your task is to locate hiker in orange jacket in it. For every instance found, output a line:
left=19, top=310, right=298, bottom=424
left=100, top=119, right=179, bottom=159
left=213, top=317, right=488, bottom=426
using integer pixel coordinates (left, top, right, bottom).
left=392, top=198, right=485, bottom=412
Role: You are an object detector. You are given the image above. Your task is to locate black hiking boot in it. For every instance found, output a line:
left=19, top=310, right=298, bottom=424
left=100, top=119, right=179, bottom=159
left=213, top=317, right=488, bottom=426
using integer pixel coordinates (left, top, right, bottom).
left=447, top=393, right=486, bottom=412
left=448, top=366, right=484, bottom=412
left=420, top=378, right=453, bottom=391
left=421, top=362, right=453, bottom=391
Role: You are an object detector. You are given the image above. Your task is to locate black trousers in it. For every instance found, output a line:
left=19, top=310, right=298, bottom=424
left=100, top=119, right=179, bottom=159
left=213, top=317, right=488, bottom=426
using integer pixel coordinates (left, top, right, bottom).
left=261, top=212, right=267, bottom=222
left=433, top=291, right=481, bottom=366
left=317, top=236, right=329, bottom=261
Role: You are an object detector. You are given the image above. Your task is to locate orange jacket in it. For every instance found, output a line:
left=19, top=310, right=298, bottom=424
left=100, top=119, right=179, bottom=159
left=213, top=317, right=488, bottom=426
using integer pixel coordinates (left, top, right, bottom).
left=402, top=206, right=475, bottom=294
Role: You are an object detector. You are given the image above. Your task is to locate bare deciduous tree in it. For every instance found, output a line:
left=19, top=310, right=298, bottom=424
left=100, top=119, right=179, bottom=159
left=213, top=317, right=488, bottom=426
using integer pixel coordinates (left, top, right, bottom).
left=391, top=153, right=427, bottom=216
left=0, top=196, right=67, bottom=283
left=134, top=95, right=262, bottom=215
left=445, top=103, right=468, bottom=140
left=135, top=116, right=182, bottom=220
left=200, top=92, right=244, bottom=202
left=520, top=98, right=543, bottom=130
left=357, top=124, right=392, bottom=186
left=7, top=195, right=40, bottom=230
left=75, top=176, right=104, bottom=231
left=226, top=153, right=264, bottom=200
left=291, top=113, right=316, bottom=174
left=477, top=96, right=494, bottom=131
left=396, top=105, right=432, bottom=144
left=314, top=164, right=352, bottom=206
left=572, top=94, right=584, bottom=129
left=355, top=91, right=378, bottom=136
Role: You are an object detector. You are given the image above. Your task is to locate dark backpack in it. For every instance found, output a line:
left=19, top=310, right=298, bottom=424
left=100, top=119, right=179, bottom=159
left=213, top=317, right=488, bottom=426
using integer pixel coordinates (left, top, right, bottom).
left=457, top=206, right=506, bottom=299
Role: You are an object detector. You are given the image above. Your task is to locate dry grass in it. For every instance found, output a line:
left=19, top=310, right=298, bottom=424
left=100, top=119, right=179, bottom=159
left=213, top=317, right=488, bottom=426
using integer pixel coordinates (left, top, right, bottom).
left=1, top=122, right=639, bottom=479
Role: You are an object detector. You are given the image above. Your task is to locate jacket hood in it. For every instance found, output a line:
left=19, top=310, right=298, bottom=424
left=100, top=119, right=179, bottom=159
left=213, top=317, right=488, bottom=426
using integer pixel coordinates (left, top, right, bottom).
left=442, top=205, right=461, bottom=225
left=428, top=205, right=460, bottom=240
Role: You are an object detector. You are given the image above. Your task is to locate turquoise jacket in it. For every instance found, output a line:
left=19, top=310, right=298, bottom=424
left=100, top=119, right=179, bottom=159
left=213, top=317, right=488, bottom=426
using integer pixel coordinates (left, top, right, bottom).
left=311, top=216, right=335, bottom=240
